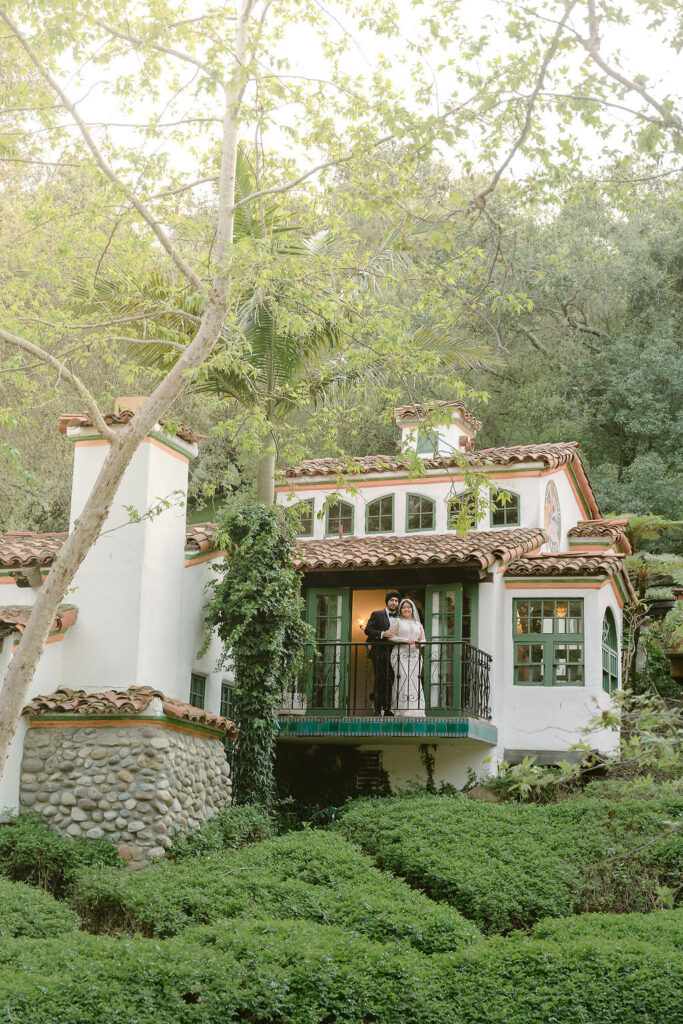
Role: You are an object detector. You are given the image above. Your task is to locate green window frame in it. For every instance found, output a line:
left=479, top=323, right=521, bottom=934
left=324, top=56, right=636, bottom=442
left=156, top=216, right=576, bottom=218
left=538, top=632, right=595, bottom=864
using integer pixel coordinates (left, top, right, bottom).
left=602, top=609, right=619, bottom=694
left=292, top=498, right=314, bottom=537
left=366, top=494, right=394, bottom=534
left=325, top=499, right=354, bottom=537
left=513, top=598, right=584, bottom=686
left=447, top=489, right=479, bottom=531
left=406, top=493, right=436, bottom=532
left=220, top=679, right=233, bottom=719
left=490, top=488, right=520, bottom=527
left=189, top=672, right=206, bottom=708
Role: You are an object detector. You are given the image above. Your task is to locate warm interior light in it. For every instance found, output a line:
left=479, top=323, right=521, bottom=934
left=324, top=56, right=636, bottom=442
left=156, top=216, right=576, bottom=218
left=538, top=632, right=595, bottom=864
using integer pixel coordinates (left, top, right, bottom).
left=557, top=603, right=568, bottom=617
left=358, top=618, right=365, bottom=628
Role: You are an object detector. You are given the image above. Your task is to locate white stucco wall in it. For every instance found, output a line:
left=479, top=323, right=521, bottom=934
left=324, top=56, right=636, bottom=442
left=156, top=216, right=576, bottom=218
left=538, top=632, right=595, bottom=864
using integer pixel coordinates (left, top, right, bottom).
left=180, top=558, right=233, bottom=715
left=500, top=583, right=621, bottom=757
left=61, top=431, right=195, bottom=695
left=369, top=739, right=495, bottom=790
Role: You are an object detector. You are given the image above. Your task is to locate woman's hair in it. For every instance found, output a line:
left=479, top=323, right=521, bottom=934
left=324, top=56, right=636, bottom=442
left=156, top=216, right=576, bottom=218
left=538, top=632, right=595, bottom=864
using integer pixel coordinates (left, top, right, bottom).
left=400, top=600, right=413, bottom=612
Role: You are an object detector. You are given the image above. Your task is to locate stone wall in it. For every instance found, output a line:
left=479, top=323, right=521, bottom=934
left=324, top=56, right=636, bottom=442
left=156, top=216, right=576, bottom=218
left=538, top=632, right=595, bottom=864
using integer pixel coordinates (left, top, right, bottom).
left=19, top=721, right=232, bottom=869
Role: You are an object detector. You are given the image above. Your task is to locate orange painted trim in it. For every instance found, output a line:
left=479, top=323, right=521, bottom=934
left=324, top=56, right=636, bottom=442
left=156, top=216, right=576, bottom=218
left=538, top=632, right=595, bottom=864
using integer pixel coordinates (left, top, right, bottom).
left=28, top=718, right=223, bottom=738
left=566, top=458, right=600, bottom=519
left=567, top=543, right=612, bottom=554
left=144, top=436, right=189, bottom=464
left=504, top=579, right=607, bottom=590
left=74, top=439, right=109, bottom=448
left=45, top=632, right=66, bottom=644
left=610, top=577, right=626, bottom=609
left=184, top=549, right=225, bottom=567
left=275, top=467, right=549, bottom=494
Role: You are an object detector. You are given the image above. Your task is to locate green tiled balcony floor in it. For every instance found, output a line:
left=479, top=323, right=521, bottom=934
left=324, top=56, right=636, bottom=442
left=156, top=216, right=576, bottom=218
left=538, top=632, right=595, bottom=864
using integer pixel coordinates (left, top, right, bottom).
left=276, top=715, right=497, bottom=744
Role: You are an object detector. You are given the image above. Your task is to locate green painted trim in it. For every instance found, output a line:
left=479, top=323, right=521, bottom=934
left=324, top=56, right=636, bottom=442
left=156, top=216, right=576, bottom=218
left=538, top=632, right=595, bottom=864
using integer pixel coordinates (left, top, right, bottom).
left=276, top=715, right=498, bottom=743
left=512, top=597, right=585, bottom=687
left=149, top=429, right=195, bottom=459
left=325, top=499, right=354, bottom=537
left=489, top=487, right=521, bottom=527
left=27, top=713, right=224, bottom=738
left=405, top=493, right=436, bottom=533
left=446, top=490, right=478, bottom=531
left=293, top=498, right=315, bottom=538
left=365, top=493, right=394, bottom=535
left=425, top=583, right=464, bottom=709
left=506, top=575, right=608, bottom=584
left=565, top=461, right=592, bottom=518
left=464, top=582, right=479, bottom=647
left=305, top=587, right=351, bottom=710
left=567, top=537, right=611, bottom=546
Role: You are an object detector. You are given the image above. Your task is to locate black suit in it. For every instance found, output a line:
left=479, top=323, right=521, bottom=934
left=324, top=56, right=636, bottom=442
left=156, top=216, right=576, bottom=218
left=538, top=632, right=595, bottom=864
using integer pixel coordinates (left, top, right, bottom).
left=364, top=609, right=396, bottom=714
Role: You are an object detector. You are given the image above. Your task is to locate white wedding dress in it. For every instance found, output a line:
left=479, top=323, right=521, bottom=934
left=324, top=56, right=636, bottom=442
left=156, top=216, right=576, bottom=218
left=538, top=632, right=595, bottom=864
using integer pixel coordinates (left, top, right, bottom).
left=389, top=617, right=426, bottom=717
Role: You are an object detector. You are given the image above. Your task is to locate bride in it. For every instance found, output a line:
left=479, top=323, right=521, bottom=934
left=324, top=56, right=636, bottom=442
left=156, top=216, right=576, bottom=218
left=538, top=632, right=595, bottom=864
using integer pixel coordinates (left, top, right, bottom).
left=386, top=599, right=426, bottom=717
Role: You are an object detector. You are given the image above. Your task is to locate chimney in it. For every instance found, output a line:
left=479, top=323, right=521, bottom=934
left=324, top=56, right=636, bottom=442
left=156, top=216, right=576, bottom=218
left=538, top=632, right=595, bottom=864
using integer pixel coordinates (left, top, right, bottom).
left=59, top=402, right=201, bottom=694
left=394, top=400, right=482, bottom=458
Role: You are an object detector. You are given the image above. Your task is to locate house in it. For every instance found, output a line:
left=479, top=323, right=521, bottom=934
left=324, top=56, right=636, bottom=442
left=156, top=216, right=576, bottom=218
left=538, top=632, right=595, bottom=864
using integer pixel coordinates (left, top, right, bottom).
left=0, top=399, right=634, bottom=812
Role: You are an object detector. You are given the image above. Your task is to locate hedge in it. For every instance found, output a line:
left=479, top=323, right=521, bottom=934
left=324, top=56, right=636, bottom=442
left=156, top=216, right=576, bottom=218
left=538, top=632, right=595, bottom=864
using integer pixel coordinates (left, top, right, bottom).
left=338, top=793, right=683, bottom=932
left=71, top=830, right=480, bottom=952
left=167, top=804, right=274, bottom=860
left=0, top=917, right=680, bottom=1024
left=0, top=877, right=81, bottom=938
left=528, top=908, right=683, bottom=949
left=0, top=813, right=121, bottom=898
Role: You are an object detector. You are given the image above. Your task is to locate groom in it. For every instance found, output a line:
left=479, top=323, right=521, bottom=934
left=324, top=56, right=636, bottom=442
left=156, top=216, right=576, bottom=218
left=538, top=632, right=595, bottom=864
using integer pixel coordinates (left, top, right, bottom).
left=364, top=590, right=401, bottom=716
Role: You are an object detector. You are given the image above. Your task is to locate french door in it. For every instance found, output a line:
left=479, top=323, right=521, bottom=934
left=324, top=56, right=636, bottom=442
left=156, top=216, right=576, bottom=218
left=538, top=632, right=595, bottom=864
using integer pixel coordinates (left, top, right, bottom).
left=305, top=588, right=350, bottom=713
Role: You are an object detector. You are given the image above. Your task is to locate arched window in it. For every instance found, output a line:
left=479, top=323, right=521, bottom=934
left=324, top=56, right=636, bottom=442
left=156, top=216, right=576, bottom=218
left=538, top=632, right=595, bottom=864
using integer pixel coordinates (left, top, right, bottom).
left=292, top=499, right=314, bottom=537
left=447, top=489, right=479, bottom=530
left=602, top=609, right=619, bottom=694
left=366, top=495, right=394, bottom=534
left=325, top=499, right=354, bottom=537
left=490, top=488, right=520, bottom=526
left=406, top=493, right=436, bottom=532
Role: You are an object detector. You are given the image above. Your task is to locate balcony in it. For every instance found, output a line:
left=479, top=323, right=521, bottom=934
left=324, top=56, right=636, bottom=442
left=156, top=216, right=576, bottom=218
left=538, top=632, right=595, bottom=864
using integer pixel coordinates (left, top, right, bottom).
left=277, top=640, right=495, bottom=743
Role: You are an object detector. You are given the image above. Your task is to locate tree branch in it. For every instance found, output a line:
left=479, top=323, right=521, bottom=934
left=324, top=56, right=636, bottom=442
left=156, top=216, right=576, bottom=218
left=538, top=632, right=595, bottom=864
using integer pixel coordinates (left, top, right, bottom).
left=475, top=0, right=578, bottom=205
left=0, top=327, right=115, bottom=440
left=0, top=10, right=203, bottom=292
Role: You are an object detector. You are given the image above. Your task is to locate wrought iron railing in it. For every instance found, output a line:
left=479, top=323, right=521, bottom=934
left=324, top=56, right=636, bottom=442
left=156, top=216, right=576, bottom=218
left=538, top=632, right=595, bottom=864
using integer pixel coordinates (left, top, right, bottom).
left=281, top=640, right=492, bottom=720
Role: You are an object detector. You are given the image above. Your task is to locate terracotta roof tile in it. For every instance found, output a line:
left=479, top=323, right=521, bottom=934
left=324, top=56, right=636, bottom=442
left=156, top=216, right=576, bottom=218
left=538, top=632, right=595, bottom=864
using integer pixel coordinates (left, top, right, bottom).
left=185, top=522, right=218, bottom=554
left=504, top=553, right=637, bottom=603
left=0, top=532, right=67, bottom=569
left=281, top=442, right=581, bottom=480
left=393, top=400, right=482, bottom=432
left=293, top=527, right=546, bottom=572
left=23, top=685, right=238, bottom=739
left=59, top=410, right=205, bottom=445
left=0, top=604, right=77, bottom=638
left=568, top=519, right=631, bottom=552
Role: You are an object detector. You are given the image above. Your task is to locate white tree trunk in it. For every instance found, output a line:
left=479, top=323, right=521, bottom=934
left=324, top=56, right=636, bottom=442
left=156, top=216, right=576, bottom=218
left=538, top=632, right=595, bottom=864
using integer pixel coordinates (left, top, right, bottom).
left=0, top=1, right=254, bottom=785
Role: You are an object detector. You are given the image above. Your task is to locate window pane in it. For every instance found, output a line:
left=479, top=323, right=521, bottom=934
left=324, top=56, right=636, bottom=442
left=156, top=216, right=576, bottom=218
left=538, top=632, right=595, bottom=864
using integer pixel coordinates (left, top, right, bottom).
left=294, top=499, right=314, bottom=537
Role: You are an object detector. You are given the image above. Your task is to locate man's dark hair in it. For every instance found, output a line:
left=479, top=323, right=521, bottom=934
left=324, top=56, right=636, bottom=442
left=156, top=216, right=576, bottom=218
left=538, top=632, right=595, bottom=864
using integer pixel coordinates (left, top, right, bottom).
left=385, top=590, right=401, bottom=602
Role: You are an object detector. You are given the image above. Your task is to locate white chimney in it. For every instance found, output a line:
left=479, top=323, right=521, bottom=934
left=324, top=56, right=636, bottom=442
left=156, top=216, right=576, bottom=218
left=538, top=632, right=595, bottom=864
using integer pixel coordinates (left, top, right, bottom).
left=59, top=404, right=200, bottom=694
left=395, top=400, right=481, bottom=458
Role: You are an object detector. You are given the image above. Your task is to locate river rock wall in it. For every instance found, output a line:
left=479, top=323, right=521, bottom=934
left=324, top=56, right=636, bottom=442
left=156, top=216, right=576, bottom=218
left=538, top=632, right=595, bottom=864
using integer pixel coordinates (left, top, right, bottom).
left=19, top=721, right=232, bottom=869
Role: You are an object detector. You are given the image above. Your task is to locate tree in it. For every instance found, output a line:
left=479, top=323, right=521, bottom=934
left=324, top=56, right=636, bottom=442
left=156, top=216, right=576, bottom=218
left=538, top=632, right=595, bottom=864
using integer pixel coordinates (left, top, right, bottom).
left=203, top=503, right=310, bottom=806
left=1, top=0, right=681, bottom=782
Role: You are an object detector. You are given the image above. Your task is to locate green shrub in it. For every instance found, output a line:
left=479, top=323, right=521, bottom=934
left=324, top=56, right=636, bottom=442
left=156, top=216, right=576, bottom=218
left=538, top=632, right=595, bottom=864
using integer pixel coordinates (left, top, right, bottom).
left=339, top=792, right=683, bottom=932
left=0, top=813, right=122, bottom=898
left=528, top=908, right=683, bottom=949
left=167, top=804, right=274, bottom=860
left=0, top=877, right=81, bottom=937
left=71, top=830, right=480, bottom=952
left=0, top=916, right=680, bottom=1024
left=581, top=777, right=683, bottom=800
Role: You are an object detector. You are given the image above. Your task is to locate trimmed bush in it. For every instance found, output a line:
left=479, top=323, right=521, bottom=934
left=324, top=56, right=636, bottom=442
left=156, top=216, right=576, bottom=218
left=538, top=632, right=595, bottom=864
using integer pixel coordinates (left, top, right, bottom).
left=71, top=830, right=480, bottom=952
left=0, top=813, right=122, bottom=897
left=167, top=804, right=274, bottom=860
left=528, top=908, right=683, bottom=949
left=0, top=877, right=81, bottom=938
left=0, top=917, right=680, bottom=1024
left=339, top=792, right=683, bottom=932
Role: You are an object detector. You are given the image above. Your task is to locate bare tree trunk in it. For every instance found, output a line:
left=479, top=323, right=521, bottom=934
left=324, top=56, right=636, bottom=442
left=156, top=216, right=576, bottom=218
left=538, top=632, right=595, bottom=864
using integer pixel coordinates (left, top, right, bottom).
left=0, top=0, right=255, bottom=785
left=256, top=433, right=277, bottom=505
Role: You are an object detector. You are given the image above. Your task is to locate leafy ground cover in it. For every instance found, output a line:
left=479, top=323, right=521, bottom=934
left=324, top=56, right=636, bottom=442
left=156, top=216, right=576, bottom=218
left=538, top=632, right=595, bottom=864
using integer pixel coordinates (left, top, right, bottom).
left=70, top=829, right=480, bottom=952
left=0, top=912, right=680, bottom=1024
left=338, top=792, right=683, bottom=932
left=0, top=813, right=121, bottom=897
left=0, top=877, right=81, bottom=938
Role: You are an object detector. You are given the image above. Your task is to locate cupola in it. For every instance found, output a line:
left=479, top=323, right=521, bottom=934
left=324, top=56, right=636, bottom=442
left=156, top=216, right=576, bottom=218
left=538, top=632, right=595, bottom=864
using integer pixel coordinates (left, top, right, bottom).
left=394, top=400, right=482, bottom=458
